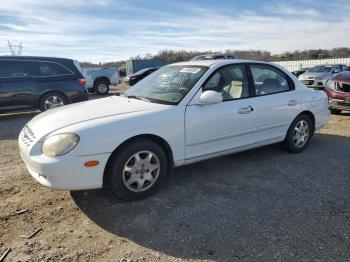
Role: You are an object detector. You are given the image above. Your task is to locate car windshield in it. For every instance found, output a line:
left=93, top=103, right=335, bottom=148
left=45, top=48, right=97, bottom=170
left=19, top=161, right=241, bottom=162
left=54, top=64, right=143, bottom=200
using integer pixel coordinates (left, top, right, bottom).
left=309, top=65, right=333, bottom=73
left=124, top=65, right=207, bottom=105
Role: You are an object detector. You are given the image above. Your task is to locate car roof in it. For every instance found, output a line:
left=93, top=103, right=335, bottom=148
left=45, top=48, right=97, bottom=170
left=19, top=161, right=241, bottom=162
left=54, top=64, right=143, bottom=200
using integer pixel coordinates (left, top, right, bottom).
left=168, top=59, right=269, bottom=67
left=0, top=56, right=73, bottom=62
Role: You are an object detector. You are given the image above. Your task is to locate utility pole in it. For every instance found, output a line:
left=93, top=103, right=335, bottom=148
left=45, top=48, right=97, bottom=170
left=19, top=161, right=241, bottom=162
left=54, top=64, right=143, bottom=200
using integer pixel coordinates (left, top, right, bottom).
left=7, top=41, right=23, bottom=55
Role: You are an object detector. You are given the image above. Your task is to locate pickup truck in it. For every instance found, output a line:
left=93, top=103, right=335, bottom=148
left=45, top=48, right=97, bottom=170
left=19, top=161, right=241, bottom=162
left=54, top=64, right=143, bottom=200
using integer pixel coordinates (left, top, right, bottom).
left=81, top=67, right=119, bottom=95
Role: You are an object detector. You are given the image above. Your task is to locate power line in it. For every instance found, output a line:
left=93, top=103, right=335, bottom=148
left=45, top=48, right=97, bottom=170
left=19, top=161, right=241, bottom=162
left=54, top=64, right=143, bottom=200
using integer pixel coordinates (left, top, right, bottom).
left=7, top=41, right=24, bottom=55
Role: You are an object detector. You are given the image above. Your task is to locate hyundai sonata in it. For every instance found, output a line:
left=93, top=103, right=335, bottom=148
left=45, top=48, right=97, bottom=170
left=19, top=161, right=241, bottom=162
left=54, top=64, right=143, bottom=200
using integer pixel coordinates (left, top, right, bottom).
left=19, top=60, right=330, bottom=200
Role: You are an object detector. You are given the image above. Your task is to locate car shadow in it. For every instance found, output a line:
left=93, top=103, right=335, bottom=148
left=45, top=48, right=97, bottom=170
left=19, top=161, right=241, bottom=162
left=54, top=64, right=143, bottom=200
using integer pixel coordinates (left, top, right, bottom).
left=71, top=133, right=350, bottom=261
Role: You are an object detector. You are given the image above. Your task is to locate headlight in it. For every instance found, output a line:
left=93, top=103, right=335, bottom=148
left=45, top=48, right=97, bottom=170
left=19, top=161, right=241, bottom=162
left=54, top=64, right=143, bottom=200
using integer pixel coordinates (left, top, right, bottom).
left=325, top=80, right=336, bottom=90
left=42, top=133, right=79, bottom=156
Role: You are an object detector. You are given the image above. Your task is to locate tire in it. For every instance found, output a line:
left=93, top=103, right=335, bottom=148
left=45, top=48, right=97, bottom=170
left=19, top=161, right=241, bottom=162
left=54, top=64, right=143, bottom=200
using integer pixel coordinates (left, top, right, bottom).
left=330, top=109, right=341, bottom=115
left=107, top=139, right=168, bottom=201
left=39, top=92, right=68, bottom=111
left=94, top=80, right=110, bottom=95
left=283, top=114, right=314, bottom=153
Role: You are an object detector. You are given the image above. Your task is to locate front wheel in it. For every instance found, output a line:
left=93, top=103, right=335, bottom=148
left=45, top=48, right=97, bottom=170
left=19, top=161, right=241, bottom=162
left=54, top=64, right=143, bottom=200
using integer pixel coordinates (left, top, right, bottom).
left=283, top=114, right=314, bottom=153
left=107, top=139, right=168, bottom=201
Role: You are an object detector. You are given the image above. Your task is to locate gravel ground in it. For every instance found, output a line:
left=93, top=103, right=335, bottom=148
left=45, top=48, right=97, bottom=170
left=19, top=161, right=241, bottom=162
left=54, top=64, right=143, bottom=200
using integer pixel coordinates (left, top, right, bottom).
left=1, top=91, right=350, bottom=261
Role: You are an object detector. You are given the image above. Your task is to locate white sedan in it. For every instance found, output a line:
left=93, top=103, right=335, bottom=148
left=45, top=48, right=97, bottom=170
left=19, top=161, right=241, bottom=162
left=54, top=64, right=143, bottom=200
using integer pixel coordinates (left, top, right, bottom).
left=19, top=60, right=330, bottom=200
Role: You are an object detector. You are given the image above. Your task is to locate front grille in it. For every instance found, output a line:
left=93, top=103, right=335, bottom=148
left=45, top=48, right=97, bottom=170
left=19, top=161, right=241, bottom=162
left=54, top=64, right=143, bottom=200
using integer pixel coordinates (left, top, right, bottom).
left=20, top=125, right=36, bottom=147
left=338, top=82, right=350, bottom=93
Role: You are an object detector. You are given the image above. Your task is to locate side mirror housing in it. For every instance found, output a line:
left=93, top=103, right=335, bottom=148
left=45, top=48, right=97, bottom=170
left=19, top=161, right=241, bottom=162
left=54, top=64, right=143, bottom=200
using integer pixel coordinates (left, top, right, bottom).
left=198, top=90, right=223, bottom=105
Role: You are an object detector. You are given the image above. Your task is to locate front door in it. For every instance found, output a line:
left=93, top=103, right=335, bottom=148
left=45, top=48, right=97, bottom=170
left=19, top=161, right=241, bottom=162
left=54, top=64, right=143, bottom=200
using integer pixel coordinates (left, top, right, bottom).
left=185, top=64, right=259, bottom=161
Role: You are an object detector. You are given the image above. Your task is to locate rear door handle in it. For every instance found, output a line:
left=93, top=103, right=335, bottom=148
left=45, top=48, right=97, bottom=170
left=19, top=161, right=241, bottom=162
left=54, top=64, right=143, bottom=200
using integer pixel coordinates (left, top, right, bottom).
left=238, top=105, right=254, bottom=114
left=288, top=100, right=298, bottom=106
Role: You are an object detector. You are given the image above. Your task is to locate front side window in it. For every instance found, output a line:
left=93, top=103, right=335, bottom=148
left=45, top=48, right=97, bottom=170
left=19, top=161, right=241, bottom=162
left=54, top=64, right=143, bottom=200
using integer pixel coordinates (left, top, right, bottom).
left=203, top=65, right=249, bottom=101
left=36, top=62, right=72, bottom=77
left=124, top=65, right=207, bottom=104
left=250, top=65, right=290, bottom=95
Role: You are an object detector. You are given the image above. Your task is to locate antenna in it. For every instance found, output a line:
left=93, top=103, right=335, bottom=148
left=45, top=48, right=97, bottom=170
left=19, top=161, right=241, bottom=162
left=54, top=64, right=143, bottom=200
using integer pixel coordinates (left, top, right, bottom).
left=7, top=41, right=23, bottom=55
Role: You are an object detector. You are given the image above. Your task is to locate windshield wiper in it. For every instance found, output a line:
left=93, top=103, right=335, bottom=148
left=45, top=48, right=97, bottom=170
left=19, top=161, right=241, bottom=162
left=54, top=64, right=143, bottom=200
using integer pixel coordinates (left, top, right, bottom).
left=121, top=93, right=152, bottom=102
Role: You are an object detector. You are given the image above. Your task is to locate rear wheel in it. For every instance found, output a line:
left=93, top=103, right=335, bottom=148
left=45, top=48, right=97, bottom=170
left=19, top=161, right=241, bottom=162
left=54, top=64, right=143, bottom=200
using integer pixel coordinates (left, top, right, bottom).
left=107, top=139, right=168, bottom=201
left=39, top=92, right=68, bottom=111
left=283, top=114, right=314, bottom=153
left=94, top=80, right=110, bottom=95
left=330, top=109, right=341, bottom=115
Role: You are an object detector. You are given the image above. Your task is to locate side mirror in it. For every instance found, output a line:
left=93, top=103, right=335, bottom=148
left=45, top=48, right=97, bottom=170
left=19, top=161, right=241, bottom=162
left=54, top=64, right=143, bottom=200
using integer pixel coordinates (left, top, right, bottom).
left=198, top=90, right=222, bottom=105
left=333, top=69, right=341, bottom=73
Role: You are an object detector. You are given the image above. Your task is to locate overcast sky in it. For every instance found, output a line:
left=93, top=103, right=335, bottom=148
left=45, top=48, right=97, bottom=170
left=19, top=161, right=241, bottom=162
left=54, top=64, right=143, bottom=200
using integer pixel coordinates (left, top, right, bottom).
left=0, top=0, right=349, bottom=62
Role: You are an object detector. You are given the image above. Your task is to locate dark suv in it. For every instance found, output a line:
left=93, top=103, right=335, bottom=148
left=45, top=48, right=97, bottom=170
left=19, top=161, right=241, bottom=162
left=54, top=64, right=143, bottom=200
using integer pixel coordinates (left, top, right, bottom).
left=0, top=56, right=88, bottom=111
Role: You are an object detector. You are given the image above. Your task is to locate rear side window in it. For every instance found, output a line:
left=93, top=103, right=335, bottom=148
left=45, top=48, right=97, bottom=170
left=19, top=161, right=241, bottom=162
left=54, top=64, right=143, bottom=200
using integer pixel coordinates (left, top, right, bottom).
left=35, top=62, right=72, bottom=77
left=0, top=61, right=30, bottom=77
left=250, top=65, right=290, bottom=95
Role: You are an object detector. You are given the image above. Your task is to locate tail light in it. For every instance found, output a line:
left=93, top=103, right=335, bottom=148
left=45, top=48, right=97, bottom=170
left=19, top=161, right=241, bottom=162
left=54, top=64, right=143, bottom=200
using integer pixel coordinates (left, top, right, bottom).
left=78, top=78, right=86, bottom=86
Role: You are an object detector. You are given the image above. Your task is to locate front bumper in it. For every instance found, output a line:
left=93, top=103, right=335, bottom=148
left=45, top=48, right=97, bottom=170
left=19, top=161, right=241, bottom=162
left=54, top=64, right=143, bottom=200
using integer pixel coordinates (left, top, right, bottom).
left=328, top=99, right=350, bottom=111
left=18, top=131, right=110, bottom=190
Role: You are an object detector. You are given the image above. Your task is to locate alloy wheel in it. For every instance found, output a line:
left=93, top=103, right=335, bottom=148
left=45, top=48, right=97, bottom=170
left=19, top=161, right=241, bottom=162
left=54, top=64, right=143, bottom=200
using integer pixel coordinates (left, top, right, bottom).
left=293, top=120, right=309, bottom=148
left=44, top=96, right=64, bottom=110
left=122, top=151, right=160, bottom=192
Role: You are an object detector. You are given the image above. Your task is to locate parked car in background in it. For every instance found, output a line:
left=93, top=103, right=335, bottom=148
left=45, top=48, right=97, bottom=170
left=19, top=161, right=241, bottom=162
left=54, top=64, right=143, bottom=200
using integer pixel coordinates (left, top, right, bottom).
left=124, top=67, right=158, bottom=86
left=292, top=67, right=310, bottom=77
left=81, top=67, right=119, bottom=95
left=191, top=53, right=235, bottom=61
left=324, top=71, right=350, bottom=115
left=126, top=59, right=171, bottom=75
left=19, top=60, right=330, bottom=201
left=0, top=56, right=87, bottom=111
left=298, top=64, right=347, bottom=89
left=119, top=68, right=126, bottom=78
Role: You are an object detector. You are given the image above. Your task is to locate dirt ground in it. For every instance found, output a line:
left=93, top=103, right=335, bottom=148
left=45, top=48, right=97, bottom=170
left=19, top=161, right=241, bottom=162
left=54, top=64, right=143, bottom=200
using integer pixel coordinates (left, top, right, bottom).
left=1, top=91, right=350, bottom=261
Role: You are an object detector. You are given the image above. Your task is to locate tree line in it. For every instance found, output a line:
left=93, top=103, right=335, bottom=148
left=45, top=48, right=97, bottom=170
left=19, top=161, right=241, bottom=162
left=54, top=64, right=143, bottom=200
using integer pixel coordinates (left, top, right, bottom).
left=80, top=47, right=350, bottom=68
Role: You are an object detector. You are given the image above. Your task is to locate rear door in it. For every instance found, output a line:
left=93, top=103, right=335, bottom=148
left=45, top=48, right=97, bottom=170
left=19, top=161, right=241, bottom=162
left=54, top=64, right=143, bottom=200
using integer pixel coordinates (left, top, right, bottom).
left=246, top=63, right=301, bottom=141
left=0, top=60, right=37, bottom=107
left=32, top=61, right=76, bottom=95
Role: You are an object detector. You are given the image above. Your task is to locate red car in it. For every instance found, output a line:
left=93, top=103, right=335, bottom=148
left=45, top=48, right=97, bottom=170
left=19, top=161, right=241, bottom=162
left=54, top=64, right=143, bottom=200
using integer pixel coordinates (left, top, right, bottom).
left=324, top=71, right=350, bottom=114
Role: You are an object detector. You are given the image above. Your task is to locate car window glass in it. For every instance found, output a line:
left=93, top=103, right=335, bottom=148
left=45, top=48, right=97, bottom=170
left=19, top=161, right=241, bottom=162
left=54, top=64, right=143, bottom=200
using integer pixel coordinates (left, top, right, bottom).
left=0, top=61, right=30, bottom=77
left=36, top=62, right=72, bottom=76
left=203, top=65, right=249, bottom=101
left=124, top=65, right=207, bottom=104
left=250, top=65, right=289, bottom=95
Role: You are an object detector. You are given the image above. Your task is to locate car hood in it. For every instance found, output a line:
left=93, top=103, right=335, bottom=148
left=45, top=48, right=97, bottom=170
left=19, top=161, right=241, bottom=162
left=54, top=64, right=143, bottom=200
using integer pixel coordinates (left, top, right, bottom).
left=330, top=71, right=350, bottom=83
left=27, top=96, right=168, bottom=141
left=300, top=72, right=331, bottom=79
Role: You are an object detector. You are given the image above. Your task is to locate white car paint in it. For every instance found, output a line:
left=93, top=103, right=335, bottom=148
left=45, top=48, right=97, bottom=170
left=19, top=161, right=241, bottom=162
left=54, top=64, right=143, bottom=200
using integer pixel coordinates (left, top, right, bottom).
left=19, top=60, right=330, bottom=190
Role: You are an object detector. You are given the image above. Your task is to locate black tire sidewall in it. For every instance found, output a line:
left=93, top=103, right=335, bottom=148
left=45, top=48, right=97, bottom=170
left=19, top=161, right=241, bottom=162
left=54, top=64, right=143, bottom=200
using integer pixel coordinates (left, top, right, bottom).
left=39, top=92, right=68, bottom=111
left=108, top=139, right=168, bottom=201
left=330, top=109, right=341, bottom=115
left=95, top=81, right=110, bottom=95
left=284, top=114, right=314, bottom=153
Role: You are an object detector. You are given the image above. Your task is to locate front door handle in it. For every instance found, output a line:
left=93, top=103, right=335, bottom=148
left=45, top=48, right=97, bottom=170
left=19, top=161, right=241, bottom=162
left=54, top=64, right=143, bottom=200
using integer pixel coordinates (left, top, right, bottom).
left=238, top=105, right=254, bottom=114
left=288, top=100, right=298, bottom=106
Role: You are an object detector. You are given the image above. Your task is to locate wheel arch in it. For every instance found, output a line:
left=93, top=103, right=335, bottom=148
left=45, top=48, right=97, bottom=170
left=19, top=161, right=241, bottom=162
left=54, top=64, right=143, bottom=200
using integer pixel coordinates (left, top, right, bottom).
left=297, top=110, right=315, bottom=131
left=103, top=134, right=174, bottom=187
